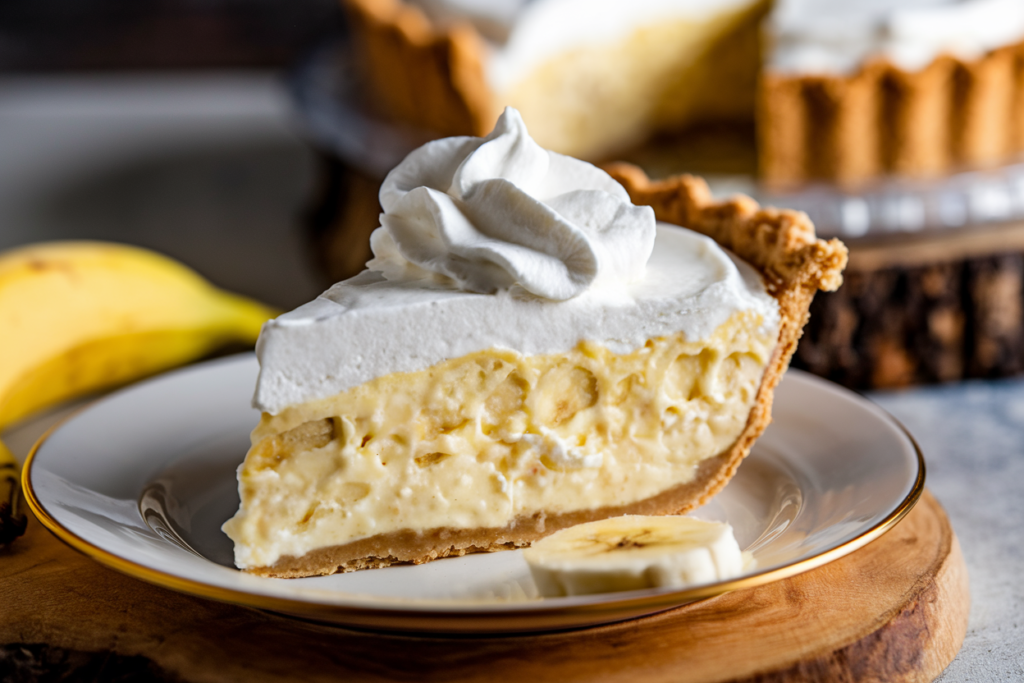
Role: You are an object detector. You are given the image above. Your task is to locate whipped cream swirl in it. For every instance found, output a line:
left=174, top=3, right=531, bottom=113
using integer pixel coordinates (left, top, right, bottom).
left=367, top=108, right=656, bottom=301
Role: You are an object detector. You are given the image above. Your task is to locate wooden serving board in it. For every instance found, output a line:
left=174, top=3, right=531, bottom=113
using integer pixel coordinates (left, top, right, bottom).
left=0, top=490, right=968, bottom=682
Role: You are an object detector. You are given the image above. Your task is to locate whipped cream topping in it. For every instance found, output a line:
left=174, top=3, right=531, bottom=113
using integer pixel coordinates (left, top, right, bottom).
left=253, top=224, right=778, bottom=414
left=252, top=107, right=778, bottom=415
left=367, top=108, right=655, bottom=301
left=409, top=0, right=757, bottom=92
left=767, top=0, right=1024, bottom=75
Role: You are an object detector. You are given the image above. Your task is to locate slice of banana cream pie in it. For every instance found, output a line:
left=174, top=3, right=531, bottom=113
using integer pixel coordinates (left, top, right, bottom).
left=222, top=108, right=846, bottom=578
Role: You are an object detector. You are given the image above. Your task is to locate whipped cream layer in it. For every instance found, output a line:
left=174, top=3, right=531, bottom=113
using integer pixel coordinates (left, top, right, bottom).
left=369, top=108, right=654, bottom=300
left=768, top=0, right=1024, bottom=75
left=410, top=0, right=757, bottom=92
left=253, top=224, right=778, bottom=415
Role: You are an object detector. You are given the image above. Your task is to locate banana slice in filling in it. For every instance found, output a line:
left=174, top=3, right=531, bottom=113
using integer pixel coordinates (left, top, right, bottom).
left=523, top=515, right=752, bottom=597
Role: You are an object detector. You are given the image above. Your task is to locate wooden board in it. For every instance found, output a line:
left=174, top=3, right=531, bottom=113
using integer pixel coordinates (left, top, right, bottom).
left=0, top=490, right=968, bottom=682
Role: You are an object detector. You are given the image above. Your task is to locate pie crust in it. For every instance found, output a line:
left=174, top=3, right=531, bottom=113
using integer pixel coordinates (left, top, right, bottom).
left=344, top=0, right=495, bottom=138
left=343, top=0, right=1024, bottom=185
left=760, top=41, right=1024, bottom=186
left=341, top=0, right=764, bottom=160
left=251, top=168, right=848, bottom=578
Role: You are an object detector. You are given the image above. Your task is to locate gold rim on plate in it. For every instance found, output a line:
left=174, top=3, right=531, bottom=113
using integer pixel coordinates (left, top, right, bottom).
left=21, top=375, right=926, bottom=634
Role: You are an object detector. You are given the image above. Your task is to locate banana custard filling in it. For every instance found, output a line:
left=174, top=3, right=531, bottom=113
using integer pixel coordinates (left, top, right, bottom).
left=227, top=313, right=775, bottom=571
left=223, top=107, right=844, bottom=578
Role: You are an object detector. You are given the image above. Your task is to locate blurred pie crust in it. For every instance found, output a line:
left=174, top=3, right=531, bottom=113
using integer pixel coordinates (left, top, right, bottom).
left=342, top=0, right=1024, bottom=185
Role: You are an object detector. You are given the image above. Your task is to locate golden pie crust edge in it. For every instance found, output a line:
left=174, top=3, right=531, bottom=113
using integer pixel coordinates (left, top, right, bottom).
left=344, top=0, right=1024, bottom=185
left=759, top=40, right=1024, bottom=186
left=343, top=0, right=495, bottom=138
left=248, top=169, right=848, bottom=578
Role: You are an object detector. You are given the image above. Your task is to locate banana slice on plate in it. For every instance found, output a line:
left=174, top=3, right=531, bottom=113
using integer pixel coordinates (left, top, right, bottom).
left=523, top=515, right=753, bottom=597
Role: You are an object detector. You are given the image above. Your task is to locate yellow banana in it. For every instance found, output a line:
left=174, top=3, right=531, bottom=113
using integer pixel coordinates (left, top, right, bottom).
left=0, top=241, right=280, bottom=544
left=0, top=241, right=279, bottom=431
left=523, top=515, right=752, bottom=597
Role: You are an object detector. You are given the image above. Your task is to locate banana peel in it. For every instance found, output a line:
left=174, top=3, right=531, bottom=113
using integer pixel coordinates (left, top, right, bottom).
left=0, top=240, right=281, bottom=545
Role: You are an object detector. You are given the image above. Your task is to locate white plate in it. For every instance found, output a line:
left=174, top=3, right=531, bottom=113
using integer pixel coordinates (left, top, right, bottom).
left=24, top=355, right=923, bottom=634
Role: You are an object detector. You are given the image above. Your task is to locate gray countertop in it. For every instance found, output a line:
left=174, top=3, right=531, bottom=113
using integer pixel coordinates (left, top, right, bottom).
left=871, top=381, right=1024, bottom=681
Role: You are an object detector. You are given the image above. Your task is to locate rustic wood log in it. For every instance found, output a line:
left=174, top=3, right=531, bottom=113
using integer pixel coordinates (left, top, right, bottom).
left=795, top=220, right=1024, bottom=388
left=966, top=253, right=1024, bottom=377
left=1, top=491, right=967, bottom=682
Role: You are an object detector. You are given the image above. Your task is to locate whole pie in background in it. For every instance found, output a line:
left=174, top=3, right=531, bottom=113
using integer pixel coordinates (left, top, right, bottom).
left=342, top=0, right=1024, bottom=185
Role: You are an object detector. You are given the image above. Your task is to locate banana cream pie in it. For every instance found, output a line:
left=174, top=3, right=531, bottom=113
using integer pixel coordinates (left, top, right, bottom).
left=346, top=0, right=767, bottom=160
left=761, top=0, right=1024, bottom=184
left=223, top=108, right=846, bottom=578
left=344, top=0, right=1024, bottom=184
